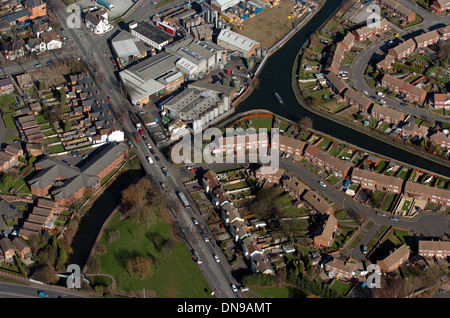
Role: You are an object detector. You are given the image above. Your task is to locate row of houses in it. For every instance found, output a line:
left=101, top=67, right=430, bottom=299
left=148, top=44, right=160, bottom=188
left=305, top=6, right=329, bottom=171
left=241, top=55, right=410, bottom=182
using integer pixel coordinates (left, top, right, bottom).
left=327, top=71, right=406, bottom=124
left=237, top=131, right=450, bottom=206
left=201, top=170, right=275, bottom=275
left=326, top=239, right=450, bottom=280
left=19, top=197, right=58, bottom=239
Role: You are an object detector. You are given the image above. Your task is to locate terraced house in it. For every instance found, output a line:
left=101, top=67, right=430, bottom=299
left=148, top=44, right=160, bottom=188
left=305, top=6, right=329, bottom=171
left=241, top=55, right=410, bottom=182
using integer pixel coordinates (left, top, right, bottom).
left=350, top=167, right=403, bottom=193
left=303, top=145, right=351, bottom=178
left=403, top=181, right=450, bottom=206
left=381, top=74, right=427, bottom=104
left=418, top=240, right=450, bottom=258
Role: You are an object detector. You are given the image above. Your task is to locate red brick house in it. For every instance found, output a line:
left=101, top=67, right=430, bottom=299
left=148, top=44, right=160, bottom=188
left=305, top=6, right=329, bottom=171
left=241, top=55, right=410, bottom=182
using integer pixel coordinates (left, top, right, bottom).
left=381, top=74, right=427, bottom=104
left=377, top=244, right=410, bottom=273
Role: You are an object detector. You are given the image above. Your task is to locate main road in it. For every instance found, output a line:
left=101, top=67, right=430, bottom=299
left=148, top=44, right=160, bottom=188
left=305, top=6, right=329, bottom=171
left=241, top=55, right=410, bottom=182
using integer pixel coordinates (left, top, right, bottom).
left=46, top=0, right=242, bottom=299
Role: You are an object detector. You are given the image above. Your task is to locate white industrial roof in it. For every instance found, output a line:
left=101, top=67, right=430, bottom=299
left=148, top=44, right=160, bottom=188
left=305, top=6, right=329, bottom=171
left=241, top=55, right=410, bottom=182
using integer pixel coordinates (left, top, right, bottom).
left=217, top=29, right=259, bottom=53
left=112, top=38, right=140, bottom=58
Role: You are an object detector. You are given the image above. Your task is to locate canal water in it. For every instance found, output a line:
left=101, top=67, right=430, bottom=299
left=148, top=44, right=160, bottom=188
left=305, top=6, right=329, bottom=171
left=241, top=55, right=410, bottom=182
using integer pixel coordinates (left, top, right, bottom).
left=236, top=0, right=450, bottom=177
left=68, top=168, right=144, bottom=269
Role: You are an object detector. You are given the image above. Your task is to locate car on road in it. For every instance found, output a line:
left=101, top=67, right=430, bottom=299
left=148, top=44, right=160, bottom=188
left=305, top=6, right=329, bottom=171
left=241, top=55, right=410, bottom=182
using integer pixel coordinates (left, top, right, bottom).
left=35, top=63, right=42, bottom=68
left=154, top=156, right=160, bottom=162
left=319, top=180, right=326, bottom=187
left=377, top=92, right=385, bottom=97
left=107, top=96, right=112, bottom=102
left=160, top=182, right=167, bottom=190
left=213, top=254, right=220, bottom=262
left=231, top=284, right=238, bottom=292
left=362, top=90, right=368, bottom=95
left=146, top=143, right=152, bottom=149
left=192, top=217, right=198, bottom=225
left=161, top=167, right=170, bottom=177
left=46, top=60, right=53, bottom=65
left=38, top=291, right=48, bottom=297
left=379, top=99, right=386, bottom=104
left=146, top=156, right=153, bottom=164
left=202, top=233, right=209, bottom=242
left=376, top=211, right=386, bottom=217
left=150, top=149, right=156, bottom=155
left=390, top=216, right=399, bottom=221
left=362, top=245, right=368, bottom=254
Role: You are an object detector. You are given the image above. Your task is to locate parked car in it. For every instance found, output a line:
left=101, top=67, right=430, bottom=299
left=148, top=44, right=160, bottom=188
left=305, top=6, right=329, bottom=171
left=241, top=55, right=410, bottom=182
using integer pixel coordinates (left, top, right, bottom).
left=150, top=149, right=156, bottom=155
left=319, top=180, right=326, bottom=187
left=202, top=233, right=209, bottom=242
left=107, top=96, right=112, bottom=102
left=193, top=186, right=202, bottom=191
left=390, top=216, right=399, bottom=221
left=377, top=92, right=385, bottom=97
left=2, top=230, right=8, bottom=238
left=146, top=143, right=152, bottom=149
left=10, top=205, right=18, bottom=211
left=154, top=156, right=160, bottom=162
left=376, top=211, right=386, bottom=217
left=192, top=217, right=199, bottom=225
left=213, top=254, right=220, bottom=262
left=160, top=182, right=167, bottom=190
left=362, top=90, right=369, bottom=95
left=82, top=154, right=88, bottom=160
left=231, top=284, right=238, bottom=292
left=379, top=99, right=386, bottom=104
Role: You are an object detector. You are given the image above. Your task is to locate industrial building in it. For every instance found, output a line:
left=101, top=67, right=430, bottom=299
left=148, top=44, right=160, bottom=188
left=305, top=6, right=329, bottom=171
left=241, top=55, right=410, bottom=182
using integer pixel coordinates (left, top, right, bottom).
left=217, top=28, right=260, bottom=58
left=160, top=86, right=232, bottom=131
left=130, top=21, right=174, bottom=51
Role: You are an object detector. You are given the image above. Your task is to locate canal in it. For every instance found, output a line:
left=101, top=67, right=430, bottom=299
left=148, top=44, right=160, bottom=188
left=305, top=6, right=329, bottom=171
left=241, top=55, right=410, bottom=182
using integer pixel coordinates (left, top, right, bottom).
left=68, top=168, right=144, bottom=269
left=236, top=0, right=450, bottom=177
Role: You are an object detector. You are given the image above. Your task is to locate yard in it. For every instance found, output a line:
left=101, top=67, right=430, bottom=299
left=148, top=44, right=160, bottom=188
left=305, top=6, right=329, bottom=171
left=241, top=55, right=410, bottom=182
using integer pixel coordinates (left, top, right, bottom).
left=92, top=211, right=210, bottom=297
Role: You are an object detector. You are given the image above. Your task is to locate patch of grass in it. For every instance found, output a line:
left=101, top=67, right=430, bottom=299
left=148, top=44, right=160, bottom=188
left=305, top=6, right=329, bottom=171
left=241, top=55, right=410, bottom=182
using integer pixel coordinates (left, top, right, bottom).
left=94, top=212, right=210, bottom=297
left=2, top=114, right=16, bottom=130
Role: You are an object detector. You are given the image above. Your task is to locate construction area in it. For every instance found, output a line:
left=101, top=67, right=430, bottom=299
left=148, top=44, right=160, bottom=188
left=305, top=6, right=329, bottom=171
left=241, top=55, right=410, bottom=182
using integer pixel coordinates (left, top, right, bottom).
left=229, top=0, right=318, bottom=49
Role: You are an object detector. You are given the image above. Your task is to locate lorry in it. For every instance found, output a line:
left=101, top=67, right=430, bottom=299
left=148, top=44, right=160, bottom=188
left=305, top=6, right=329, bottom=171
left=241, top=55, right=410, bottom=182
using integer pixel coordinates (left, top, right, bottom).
left=96, top=0, right=114, bottom=10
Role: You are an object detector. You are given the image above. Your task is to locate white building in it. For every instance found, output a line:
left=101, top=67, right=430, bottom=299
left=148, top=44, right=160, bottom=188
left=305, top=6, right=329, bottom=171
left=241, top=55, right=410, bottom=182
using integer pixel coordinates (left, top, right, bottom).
left=217, top=29, right=260, bottom=57
left=211, top=0, right=242, bottom=11
left=85, top=9, right=113, bottom=35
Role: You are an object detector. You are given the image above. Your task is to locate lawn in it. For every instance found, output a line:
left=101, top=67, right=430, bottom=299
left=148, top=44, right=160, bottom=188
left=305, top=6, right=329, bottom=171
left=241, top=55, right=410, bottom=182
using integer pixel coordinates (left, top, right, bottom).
left=93, top=212, right=210, bottom=297
left=250, top=284, right=309, bottom=298
left=245, top=116, right=274, bottom=132
left=2, top=114, right=15, bottom=130
left=330, top=280, right=352, bottom=295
